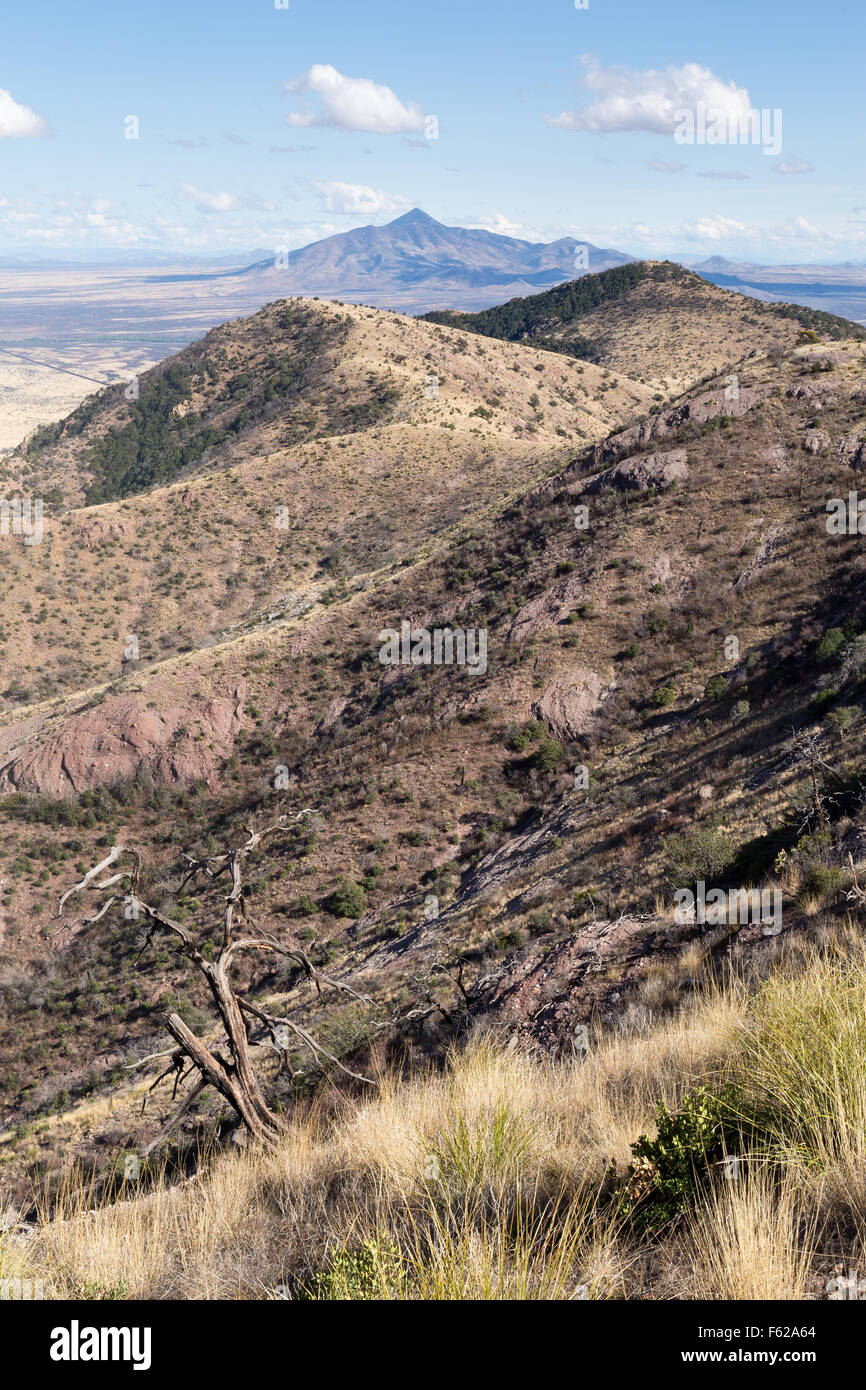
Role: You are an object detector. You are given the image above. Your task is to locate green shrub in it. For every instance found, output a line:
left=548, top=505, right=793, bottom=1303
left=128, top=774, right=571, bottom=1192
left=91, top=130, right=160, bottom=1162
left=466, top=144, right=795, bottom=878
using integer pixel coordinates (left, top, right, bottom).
left=801, top=865, right=844, bottom=902
left=826, top=706, right=857, bottom=738
left=300, top=1235, right=405, bottom=1300
left=816, top=627, right=846, bottom=662
left=529, top=738, right=565, bottom=772
left=289, top=893, right=317, bottom=917
left=703, top=674, right=728, bottom=702
left=323, top=881, right=367, bottom=918
left=622, top=1085, right=743, bottom=1231
left=505, top=720, right=545, bottom=751
left=663, top=823, right=736, bottom=888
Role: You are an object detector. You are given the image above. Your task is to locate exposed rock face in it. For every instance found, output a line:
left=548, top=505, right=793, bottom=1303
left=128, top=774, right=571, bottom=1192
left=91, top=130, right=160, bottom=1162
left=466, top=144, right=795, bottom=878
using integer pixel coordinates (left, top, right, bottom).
left=835, top=431, right=866, bottom=469
left=0, top=685, right=247, bottom=796
left=733, top=523, right=784, bottom=590
left=470, top=916, right=664, bottom=1049
left=507, top=568, right=589, bottom=644
left=809, top=351, right=855, bottom=371
left=531, top=670, right=609, bottom=740
left=583, top=383, right=771, bottom=472
left=582, top=447, right=688, bottom=496
left=803, top=430, right=831, bottom=455
left=71, top=513, right=137, bottom=551
left=315, top=696, right=349, bottom=735
left=787, top=380, right=840, bottom=410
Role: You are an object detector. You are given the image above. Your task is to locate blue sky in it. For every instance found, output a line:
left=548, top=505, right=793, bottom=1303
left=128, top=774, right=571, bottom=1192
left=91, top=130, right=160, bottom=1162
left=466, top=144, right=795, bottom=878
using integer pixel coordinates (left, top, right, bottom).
left=1, top=0, right=863, bottom=262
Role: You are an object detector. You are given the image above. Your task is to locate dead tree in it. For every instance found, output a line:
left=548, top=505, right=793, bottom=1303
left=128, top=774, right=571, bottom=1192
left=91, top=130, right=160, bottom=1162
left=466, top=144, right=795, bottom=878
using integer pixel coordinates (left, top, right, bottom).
left=788, top=729, right=848, bottom=835
left=55, top=813, right=373, bottom=1152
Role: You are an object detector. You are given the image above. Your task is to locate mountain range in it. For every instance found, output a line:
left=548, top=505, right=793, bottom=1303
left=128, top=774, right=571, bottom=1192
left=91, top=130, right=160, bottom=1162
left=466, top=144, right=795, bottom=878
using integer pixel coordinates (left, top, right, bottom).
left=146, top=208, right=635, bottom=313
left=2, top=262, right=866, bottom=1300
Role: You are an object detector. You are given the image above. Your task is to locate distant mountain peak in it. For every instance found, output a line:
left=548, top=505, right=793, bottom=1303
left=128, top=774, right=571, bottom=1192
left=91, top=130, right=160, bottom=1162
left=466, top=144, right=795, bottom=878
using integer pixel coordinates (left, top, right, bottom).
left=390, top=207, right=442, bottom=227
left=221, top=208, right=635, bottom=313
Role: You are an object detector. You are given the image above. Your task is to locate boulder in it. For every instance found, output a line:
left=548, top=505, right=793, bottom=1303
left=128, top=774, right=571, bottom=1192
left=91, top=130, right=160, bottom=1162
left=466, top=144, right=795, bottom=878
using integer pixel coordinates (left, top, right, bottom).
left=582, top=447, right=688, bottom=496
left=531, top=670, right=609, bottom=740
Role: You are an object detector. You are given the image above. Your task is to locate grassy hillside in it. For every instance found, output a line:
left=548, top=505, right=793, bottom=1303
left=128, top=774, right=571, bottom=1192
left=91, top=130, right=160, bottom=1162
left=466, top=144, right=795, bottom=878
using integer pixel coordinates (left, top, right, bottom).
left=424, top=261, right=866, bottom=393
left=5, top=937, right=866, bottom=1299
left=2, top=283, right=866, bottom=1301
left=0, top=299, right=654, bottom=706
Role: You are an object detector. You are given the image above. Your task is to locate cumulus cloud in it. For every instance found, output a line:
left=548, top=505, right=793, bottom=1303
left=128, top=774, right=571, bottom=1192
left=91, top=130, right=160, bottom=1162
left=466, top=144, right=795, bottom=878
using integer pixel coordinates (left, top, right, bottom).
left=284, top=65, right=427, bottom=133
left=314, top=181, right=410, bottom=214
left=0, top=194, right=154, bottom=246
left=547, top=59, right=752, bottom=136
left=0, top=88, right=47, bottom=138
left=471, top=212, right=535, bottom=238
left=178, top=184, right=238, bottom=213
left=773, top=157, right=813, bottom=175
left=684, top=214, right=749, bottom=241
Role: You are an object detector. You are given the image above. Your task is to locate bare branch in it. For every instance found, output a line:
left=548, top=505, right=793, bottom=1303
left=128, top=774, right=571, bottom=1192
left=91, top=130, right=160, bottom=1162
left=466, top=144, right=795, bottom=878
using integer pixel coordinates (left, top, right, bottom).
left=56, top=846, right=129, bottom=916
left=239, top=998, right=374, bottom=1086
left=57, top=809, right=372, bottom=1154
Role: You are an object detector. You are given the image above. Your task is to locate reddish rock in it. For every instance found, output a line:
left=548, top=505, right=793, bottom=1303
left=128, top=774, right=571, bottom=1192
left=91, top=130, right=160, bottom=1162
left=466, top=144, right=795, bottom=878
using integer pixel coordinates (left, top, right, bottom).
left=0, top=683, right=247, bottom=796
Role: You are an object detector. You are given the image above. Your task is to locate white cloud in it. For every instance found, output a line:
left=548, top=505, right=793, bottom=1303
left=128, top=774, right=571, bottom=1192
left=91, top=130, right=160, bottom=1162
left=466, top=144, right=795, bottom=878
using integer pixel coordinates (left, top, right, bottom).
left=0, top=88, right=47, bottom=138
left=284, top=65, right=427, bottom=133
left=547, top=59, right=752, bottom=136
left=178, top=184, right=238, bottom=213
left=648, top=159, right=686, bottom=173
left=471, top=212, right=535, bottom=238
left=773, top=157, right=813, bottom=175
left=314, top=181, right=410, bottom=215
left=684, top=214, right=749, bottom=241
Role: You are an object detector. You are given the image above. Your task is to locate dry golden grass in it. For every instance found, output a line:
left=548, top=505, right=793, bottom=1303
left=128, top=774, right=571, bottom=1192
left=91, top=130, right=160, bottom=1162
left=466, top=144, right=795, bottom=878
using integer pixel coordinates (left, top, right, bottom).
left=4, top=983, right=741, bottom=1300
left=680, top=1166, right=819, bottom=1300
left=6, top=933, right=864, bottom=1301
left=5, top=935, right=866, bottom=1300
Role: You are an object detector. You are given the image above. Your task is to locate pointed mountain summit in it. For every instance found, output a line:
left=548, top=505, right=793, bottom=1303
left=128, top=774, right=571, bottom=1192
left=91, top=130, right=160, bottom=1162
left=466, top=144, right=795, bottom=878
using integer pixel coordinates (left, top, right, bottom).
left=232, top=208, right=634, bottom=312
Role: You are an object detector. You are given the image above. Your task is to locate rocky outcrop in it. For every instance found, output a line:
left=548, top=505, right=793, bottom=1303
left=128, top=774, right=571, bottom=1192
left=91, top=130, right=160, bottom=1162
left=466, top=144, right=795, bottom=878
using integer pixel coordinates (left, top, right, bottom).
left=582, top=447, right=688, bottom=496
left=802, top=430, right=831, bottom=455
left=531, top=670, right=610, bottom=740
left=732, top=524, right=784, bottom=590
left=507, top=568, right=589, bottom=643
left=0, top=684, right=247, bottom=796
left=315, top=696, right=349, bottom=735
left=786, top=380, right=840, bottom=410
left=584, top=383, right=771, bottom=472
left=835, top=431, right=866, bottom=470
left=470, top=916, right=665, bottom=1049
left=71, top=513, right=138, bottom=551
